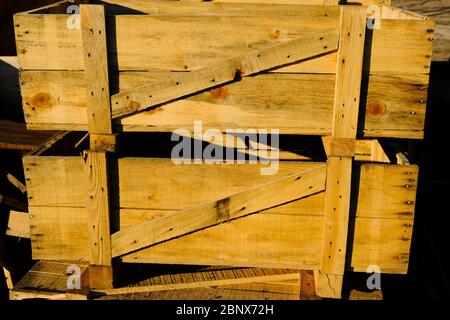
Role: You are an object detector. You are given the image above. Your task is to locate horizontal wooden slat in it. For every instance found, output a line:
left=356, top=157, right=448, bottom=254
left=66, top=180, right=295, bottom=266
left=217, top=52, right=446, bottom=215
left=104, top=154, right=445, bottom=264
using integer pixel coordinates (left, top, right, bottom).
left=349, top=217, right=413, bottom=274
left=355, top=164, right=419, bottom=220
left=14, top=7, right=434, bottom=74
left=23, top=157, right=323, bottom=209
left=27, top=204, right=412, bottom=273
left=24, top=157, right=416, bottom=220
left=20, top=71, right=428, bottom=138
left=6, top=211, right=30, bottom=238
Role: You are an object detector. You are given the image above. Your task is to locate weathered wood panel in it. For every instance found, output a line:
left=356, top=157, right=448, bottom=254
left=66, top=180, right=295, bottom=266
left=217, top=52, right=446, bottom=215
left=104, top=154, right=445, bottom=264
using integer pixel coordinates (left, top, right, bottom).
left=14, top=8, right=433, bottom=74
left=20, top=72, right=428, bottom=138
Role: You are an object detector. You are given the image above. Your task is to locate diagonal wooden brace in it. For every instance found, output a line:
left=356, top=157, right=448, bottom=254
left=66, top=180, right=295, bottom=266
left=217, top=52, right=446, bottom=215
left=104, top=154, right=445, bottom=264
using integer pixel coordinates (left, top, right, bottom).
left=111, top=164, right=327, bottom=258
left=315, top=6, right=367, bottom=299
left=110, top=28, right=339, bottom=119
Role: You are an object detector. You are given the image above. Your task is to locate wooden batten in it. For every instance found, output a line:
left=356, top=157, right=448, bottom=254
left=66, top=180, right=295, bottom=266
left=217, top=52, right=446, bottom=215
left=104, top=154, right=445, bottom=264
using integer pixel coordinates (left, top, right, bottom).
left=80, top=4, right=114, bottom=289
left=316, top=6, right=366, bottom=299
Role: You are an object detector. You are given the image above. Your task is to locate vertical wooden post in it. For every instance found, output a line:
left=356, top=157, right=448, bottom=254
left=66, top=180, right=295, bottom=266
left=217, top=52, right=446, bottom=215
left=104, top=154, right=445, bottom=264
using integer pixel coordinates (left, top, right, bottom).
left=316, top=6, right=366, bottom=299
left=80, top=4, right=115, bottom=289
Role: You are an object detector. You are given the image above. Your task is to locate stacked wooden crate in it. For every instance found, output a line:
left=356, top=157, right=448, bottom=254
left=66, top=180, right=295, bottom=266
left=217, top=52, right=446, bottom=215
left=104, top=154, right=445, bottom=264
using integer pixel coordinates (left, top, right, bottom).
left=8, top=0, right=434, bottom=299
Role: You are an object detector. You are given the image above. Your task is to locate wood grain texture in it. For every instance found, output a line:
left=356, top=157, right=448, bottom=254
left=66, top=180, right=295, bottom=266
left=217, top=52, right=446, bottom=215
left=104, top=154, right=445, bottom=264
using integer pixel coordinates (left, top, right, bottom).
left=84, top=151, right=112, bottom=267
left=332, top=6, right=366, bottom=139
left=80, top=4, right=112, bottom=134
left=93, top=272, right=300, bottom=296
left=355, top=164, right=418, bottom=220
left=13, top=5, right=433, bottom=74
left=20, top=71, right=428, bottom=139
left=6, top=211, right=30, bottom=238
left=320, top=157, right=353, bottom=277
left=111, top=164, right=327, bottom=257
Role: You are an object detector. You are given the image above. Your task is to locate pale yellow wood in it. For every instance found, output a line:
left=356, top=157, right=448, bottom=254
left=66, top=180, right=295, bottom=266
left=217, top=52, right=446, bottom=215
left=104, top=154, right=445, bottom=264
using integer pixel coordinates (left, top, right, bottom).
left=111, top=164, right=327, bottom=257
left=6, top=173, right=27, bottom=193
left=313, top=270, right=343, bottom=298
left=23, top=157, right=414, bottom=221
left=370, top=140, right=390, bottom=163
left=320, top=157, right=353, bottom=277
left=20, top=71, right=429, bottom=139
left=9, top=260, right=89, bottom=300
left=14, top=9, right=434, bottom=74
left=93, top=273, right=300, bottom=296
left=316, top=6, right=366, bottom=299
left=24, top=205, right=412, bottom=274
left=84, top=151, right=112, bottom=267
left=332, top=6, right=366, bottom=138
left=111, top=29, right=338, bottom=119
left=28, top=206, right=324, bottom=268
left=23, top=157, right=323, bottom=209
left=356, top=164, right=418, bottom=220
left=3, top=267, right=13, bottom=290
left=80, top=4, right=112, bottom=134
left=80, top=5, right=114, bottom=289
left=350, top=217, right=413, bottom=274
left=6, top=210, right=30, bottom=238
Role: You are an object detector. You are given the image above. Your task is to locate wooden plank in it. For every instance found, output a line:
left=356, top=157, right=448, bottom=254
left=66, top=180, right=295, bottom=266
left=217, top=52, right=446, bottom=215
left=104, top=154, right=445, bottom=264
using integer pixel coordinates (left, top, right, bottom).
left=110, top=29, right=339, bottom=119
left=316, top=6, right=366, bottom=299
left=313, top=270, right=343, bottom=298
left=320, top=157, right=353, bottom=275
left=0, top=119, right=54, bottom=151
left=0, top=194, right=27, bottom=212
left=24, top=205, right=412, bottom=274
left=84, top=151, right=113, bottom=288
left=23, top=157, right=323, bottom=209
left=23, top=158, right=413, bottom=221
left=299, top=270, right=321, bottom=300
left=6, top=173, right=27, bottom=193
left=28, top=206, right=324, bottom=268
left=111, top=164, right=327, bottom=257
left=80, top=4, right=114, bottom=290
left=93, top=273, right=300, bottom=296
left=20, top=71, right=428, bottom=139
left=350, top=217, right=413, bottom=274
left=80, top=4, right=112, bottom=134
left=10, top=261, right=89, bottom=300
left=355, top=164, right=418, bottom=220
left=14, top=7, right=433, bottom=74
left=6, top=210, right=30, bottom=238
left=332, top=6, right=366, bottom=138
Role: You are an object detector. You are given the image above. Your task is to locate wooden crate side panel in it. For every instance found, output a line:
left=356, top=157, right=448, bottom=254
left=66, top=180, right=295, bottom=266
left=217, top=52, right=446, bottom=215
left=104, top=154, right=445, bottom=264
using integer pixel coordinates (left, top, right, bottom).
left=20, top=71, right=427, bottom=138
left=349, top=217, right=413, bottom=274
left=24, top=157, right=415, bottom=273
left=23, top=156, right=324, bottom=209
left=355, top=164, right=419, bottom=220
left=15, top=14, right=433, bottom=74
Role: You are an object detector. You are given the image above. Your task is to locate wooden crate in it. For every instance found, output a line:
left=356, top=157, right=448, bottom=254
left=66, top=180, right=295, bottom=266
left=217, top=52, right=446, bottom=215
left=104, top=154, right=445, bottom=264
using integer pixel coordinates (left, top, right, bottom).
left=12, top=0, right=433, bottom=299
left=15, top=0, right=433, bottom=139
